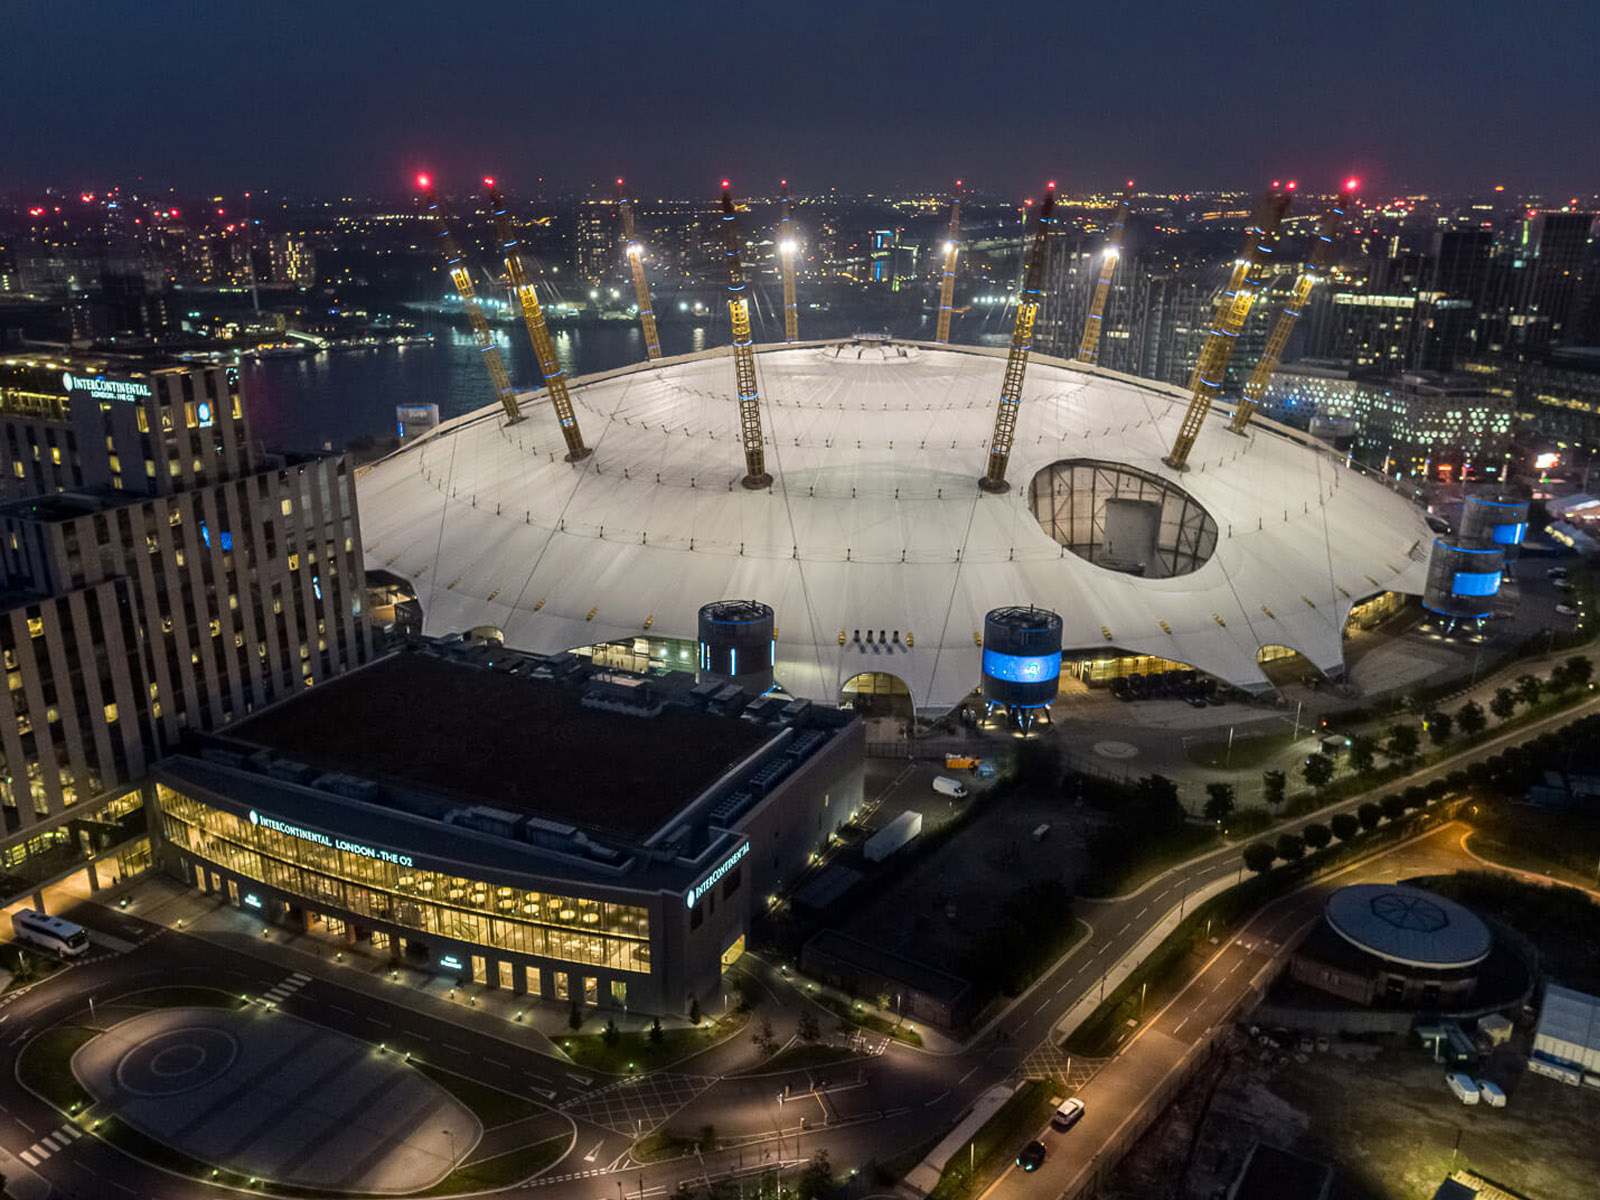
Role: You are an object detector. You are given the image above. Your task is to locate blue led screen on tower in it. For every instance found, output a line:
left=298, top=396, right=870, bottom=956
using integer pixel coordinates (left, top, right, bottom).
left=1451, top=571, right=1502, bottom=598
left=1491, top=522, right=1527, bottom=546
left=981, top=649, right=1062, bottom=684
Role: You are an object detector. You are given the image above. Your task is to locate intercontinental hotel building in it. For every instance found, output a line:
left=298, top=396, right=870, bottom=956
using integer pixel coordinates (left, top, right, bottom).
left=153, top=648, right=860, bottom=1013
left=0, top=351, right=860, bottom=1015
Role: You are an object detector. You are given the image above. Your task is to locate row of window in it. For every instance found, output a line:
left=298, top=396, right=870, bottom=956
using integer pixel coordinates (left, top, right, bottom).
left=158, top=785, right=653, bottom=975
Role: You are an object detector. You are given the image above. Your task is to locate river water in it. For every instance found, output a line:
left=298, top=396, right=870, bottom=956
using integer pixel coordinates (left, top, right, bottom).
left=238, top=304, right=1004, bottom=452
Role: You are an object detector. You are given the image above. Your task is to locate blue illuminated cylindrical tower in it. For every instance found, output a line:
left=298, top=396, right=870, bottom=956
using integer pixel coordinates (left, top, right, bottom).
left=981, top=606, right=1063, bottom=732
left=1422, top=540, right=1505, bottom=628
left=697, top=600, right=775, bottom=693
left=1459, top=493, right=1529, bottom=563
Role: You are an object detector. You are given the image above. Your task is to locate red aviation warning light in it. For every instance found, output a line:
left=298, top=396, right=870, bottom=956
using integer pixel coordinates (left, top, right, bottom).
left=1271, top=180, right=1281, bottom=190
left=721, top=179, right=731, bottom=191
left=415, top=173, right=432, bottom=191
left=1286, top=180, right=1298, bottom=191
left=1343, top=177, right=1360, bottom=193
left=1046, top=180, right=1057, bottom=191
left=482, top=176, right=495, bottom=188
left=28, top=207, right=44, bottom=217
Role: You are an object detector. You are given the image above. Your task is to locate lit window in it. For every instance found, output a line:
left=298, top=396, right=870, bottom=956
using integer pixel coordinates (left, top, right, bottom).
left=287, top=553, right=300, bottom=570
left=26, top=616, right=43, bottom=638
left=280, top=498, right=293, bottom=516
left=104, top=703, right=118, bottom=723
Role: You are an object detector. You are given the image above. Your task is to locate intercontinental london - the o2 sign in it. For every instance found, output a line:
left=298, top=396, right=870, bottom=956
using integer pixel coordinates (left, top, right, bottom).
left=61, top=372, right=152, bottom=402
left=686, top=841, right=749, bottom=909
left=248, top=809, right=415, bottom=868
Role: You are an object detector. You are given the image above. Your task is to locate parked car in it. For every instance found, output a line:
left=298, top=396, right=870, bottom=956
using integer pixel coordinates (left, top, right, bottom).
left=1447, top=1072, right=1481, bottom=1104
left=1477, top=1080, right=1507, bottom=1107
left=1548, top=566, right=1569, bottom=578
left=1556, top=604, right=1578, bottom=616
left=1016, top=1140, right=1047, bottom=1171
left=1050, top=1098, right=1085, bottom=1132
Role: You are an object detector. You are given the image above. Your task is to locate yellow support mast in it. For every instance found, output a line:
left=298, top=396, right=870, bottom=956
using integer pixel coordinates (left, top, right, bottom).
left=1228, top=178, right=1357, bottom=435
left=416, top=173, right=521, bottom=424
left=980, top=183, right=1057, bottom=494
left=934, top=182, right=962, bottom=344
left=1162, top=184, right=1294, bottom=471
left=1076, top=180, right=1135, bottom=364
left=719, top=182, right=771, bottom=489
left=483, top=178, right=589, bottom=461
left=616, top=179, right=662, bottom=362
left=777, top=181, right=799, bottom=343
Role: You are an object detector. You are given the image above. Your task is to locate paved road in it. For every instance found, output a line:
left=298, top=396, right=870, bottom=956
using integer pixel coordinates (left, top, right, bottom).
left=983, top=822, right=1485, bottom=1200
left=1, top=695, right=1592, bottom=1198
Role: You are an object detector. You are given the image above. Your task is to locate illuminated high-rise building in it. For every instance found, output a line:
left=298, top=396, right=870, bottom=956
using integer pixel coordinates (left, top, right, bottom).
left=0, top=353, right=371, bottom=913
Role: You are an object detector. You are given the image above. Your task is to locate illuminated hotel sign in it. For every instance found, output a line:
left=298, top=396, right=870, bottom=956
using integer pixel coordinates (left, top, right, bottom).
left=61, top=372, right=152, bottom=401
left=686, top=841, right=749, bottom=909
left=248, top=809, right=414, bottom=867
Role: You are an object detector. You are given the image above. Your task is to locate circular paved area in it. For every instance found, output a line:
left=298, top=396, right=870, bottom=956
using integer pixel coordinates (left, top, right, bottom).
left=116, top=1025, right=239, bottom=1096
left=72, top=1004, right=481, bottom=1193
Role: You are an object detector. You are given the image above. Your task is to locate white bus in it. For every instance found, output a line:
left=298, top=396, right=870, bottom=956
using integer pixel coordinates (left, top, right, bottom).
left=10, top=909, right=90, bottom=958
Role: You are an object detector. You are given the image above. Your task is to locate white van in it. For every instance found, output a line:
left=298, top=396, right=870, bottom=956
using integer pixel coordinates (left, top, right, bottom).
left=932, top=776, right=968, bottom=798
left=1477, top=1080, right=1506, bottom=1107
left=1446, top=1073, right=1480, bottom=1104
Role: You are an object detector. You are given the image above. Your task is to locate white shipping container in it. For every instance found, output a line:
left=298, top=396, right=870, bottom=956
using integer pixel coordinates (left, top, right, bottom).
left=864, top=811, right=923, bottom=862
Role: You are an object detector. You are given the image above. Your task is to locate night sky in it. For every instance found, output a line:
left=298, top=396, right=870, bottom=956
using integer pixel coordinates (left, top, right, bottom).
left=5, top=0, right=1597, bottom=198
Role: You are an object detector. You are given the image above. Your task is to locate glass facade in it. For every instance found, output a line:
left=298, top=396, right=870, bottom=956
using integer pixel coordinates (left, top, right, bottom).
left=157, top=785, right=651, bottom=974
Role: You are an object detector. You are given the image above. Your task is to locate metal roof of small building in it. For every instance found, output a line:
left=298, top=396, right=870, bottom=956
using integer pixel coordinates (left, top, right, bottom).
left=1324, top=884, right=1492, bottom=969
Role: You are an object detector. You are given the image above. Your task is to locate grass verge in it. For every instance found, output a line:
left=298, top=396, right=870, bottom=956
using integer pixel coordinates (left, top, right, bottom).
left=409, top=1058, right=540, bottom=1127
left=419, top=1135, right=569, bottom=1195
left=116, top=986, right=248, bottom=1010
left=633, top=1128, right=706, bottom=1162
left=558, top=1011, right=749, bottom=1074
left=16, top=1024, right=97, bottom=1111
left=754, top=1043, right=860, bottom=1074
left=928, top=1080, right=1055, bottom=1200
left=812, top=993, right=923, bottom=1046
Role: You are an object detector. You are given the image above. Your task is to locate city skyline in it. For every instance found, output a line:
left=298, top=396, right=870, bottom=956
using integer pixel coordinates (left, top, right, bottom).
left=4, top=1, right=1598, bottom=197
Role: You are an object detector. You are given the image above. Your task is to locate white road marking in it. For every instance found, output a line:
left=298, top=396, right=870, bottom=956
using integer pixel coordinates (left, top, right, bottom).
left=583, top=1139, right=603, bottom=1162
left=19, top=1151, right=37, bottom=1166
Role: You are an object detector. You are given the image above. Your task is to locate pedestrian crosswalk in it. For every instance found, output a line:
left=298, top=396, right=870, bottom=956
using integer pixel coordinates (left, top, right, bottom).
left=17, top=1121, right=82, bottom=1165
left=261, top=970, right=311, bottom=1005
left=79, top=925, right=167, bottom=964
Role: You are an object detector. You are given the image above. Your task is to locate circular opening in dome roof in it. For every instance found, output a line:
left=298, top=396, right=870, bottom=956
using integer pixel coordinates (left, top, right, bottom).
left=1028, top=459, right=1218, bottom=579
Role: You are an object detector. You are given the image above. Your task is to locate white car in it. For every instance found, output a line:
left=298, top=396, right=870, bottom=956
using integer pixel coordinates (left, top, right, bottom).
left=1477, top=1080, right=1506, bottom=1107
left=1556, top=604, right=1577, bottom=617
left=1050, top=1097, right=1085, bottom=1131
left=1447, top=1072, right=1480, bottom=1104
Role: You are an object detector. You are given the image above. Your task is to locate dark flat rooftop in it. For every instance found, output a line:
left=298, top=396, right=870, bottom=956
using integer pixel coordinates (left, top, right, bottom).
left=230, top=651, right=776, bottom=842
